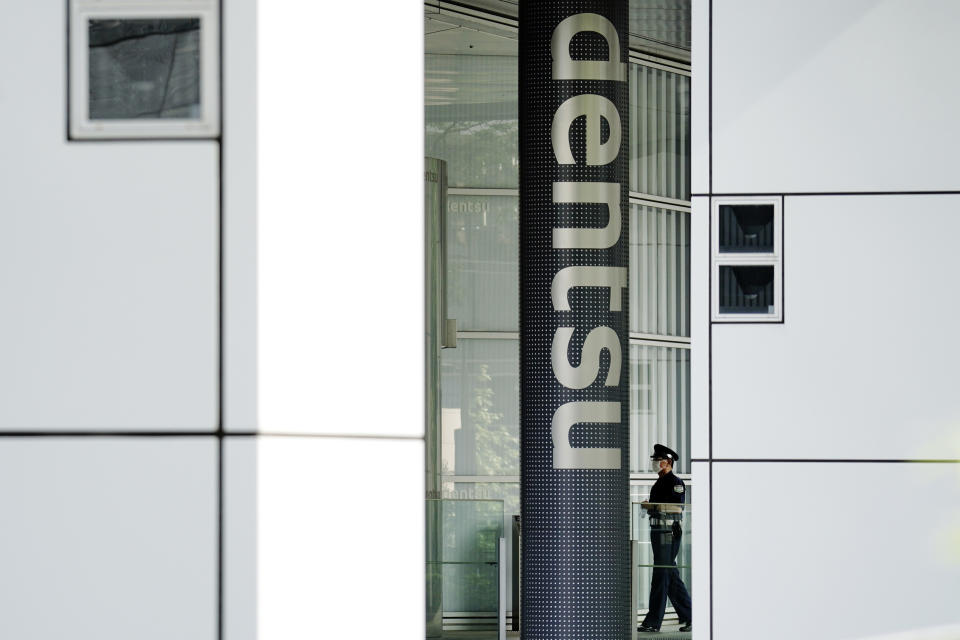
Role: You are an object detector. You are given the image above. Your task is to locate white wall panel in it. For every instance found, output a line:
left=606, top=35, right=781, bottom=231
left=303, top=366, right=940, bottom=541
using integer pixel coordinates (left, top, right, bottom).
left=0, top=2, right=218, bottom=431
left=690, top=461, right=711, bottom=637
left=258, top=437, right=423, bottom=640
left=712, top=0, right=960, bottom=193
left=713, top=195, right=960, bottom=460
left=258, top=1, right=422, bottom=437
left=223, top=0, right=258, bottom=432
left=0, top=438, right=218, bottom=640
left=225, top=438, right=257, bottom=640
left=712, top=462, right=960, bottom=639
left=690, top=0, right=710, bottom=194
left=690, top=197, right=710, bottom=460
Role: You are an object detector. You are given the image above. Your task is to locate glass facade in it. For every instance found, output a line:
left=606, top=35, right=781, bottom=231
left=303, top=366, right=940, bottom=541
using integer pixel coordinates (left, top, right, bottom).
left=630, top=65, right=691, bottom=200
left=440, top=340, right=519, bottom=477
left=426, top=3, right=692, bottom=634
left=445, top=196, right=519, bottom=332
left=632, top=497, right=693, bottom=624
left=630, top=204, right=690, bottom=337
left=426, top=499, right=505, bottom=631
left=630, top=345, right=691, bottom=472
left=425, top=55, right=518, bottom=189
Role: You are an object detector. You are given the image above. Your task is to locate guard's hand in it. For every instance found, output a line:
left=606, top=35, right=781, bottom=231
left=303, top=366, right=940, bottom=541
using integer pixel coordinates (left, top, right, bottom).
left=672, top=521, right=682, bottom=537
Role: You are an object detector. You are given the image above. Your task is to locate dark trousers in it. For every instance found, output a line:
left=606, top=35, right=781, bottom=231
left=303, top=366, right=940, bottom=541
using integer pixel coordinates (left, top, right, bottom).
left=642, top=525, right=692, bottom=629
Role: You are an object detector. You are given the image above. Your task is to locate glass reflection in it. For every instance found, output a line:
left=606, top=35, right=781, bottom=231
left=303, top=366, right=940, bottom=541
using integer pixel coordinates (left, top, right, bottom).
left=88, top=18, right=201, bottom=120
left=629, top=0, right=692, bottom=49
left=441, top=340, right=520, bottom=476
left=719, top=204, right=775, bottom=253
left=425, top=55, right=519, bottom=189
left=630, top=65, right=691, bottom=200
left=719, top=265, right=775, bottom=314
left=446, top=196, right=519, bottom=332
left=630, top=205, right=691, bottom=337
left=630, top=345, right=691, bottom=472
left=632, top=497, right=693, bottom=633
left=426, top=499, right=504, bottom=636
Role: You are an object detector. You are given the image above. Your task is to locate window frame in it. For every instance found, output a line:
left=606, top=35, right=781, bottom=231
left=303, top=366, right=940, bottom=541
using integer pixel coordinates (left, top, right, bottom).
left=711, top=196, right=783, bottom=323
left=69, top=0, right=220, bottom=140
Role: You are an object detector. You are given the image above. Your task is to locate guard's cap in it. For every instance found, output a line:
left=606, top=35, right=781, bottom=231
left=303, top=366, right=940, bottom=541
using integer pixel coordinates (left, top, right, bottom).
left=650, top=443, right=680, bottom=463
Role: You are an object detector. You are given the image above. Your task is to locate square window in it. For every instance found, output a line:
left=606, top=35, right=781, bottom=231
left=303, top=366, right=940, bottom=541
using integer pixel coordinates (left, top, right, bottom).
left=70, top=1, right=219, bottom=139
left=88, top=18, right=201, bottom=120
left=718, top=265, right=775, bottom=314
left=711, top=197, right=782, bottom=322
left=718, top=204, right=774, bottom=253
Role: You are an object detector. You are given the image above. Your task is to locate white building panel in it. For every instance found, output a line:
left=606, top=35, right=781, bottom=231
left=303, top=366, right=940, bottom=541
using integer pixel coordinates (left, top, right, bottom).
left=690, top=0, right=710, bottom=194
left=257, top=436, right=423, bottom=640
left=223, top=0, right=259, bottom=432
left=711, top=0, right=960, bottom=193
left=224, top=438, right=257, bottom=640
left=713, top=195, right=960, bottom=461
left=690, top=197, right=710, bottom=460
left=691, top=461, right=711, bottom=637
left=0, top=1, right=218, bottom=431
left=0, top=438, right=218, bottom=640
left=712, top=462, right=960, bottom=640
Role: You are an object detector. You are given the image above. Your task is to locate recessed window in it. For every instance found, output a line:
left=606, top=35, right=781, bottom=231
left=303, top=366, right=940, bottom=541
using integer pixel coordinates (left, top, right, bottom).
left=718, top=204, right=774, bottom=253
left=718, top=266, right=775, bottom=314
left=88, top=18, right=201, bottom=120
left=711, top=198, right=782, bottom=322
left=70, top=1, right=219, bottom=139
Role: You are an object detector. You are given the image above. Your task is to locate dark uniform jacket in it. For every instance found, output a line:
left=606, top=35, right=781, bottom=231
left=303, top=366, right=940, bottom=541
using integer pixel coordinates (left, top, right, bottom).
left=648, top=470, right=685, bottom=522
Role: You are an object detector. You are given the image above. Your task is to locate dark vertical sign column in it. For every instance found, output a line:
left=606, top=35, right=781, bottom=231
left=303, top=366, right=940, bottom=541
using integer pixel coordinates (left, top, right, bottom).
left=520, top=2, right=630, bottom=639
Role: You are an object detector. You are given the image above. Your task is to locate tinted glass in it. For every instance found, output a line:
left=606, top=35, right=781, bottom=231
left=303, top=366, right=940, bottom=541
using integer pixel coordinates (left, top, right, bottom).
left=446, top=195, right=519, bottom=332
left=425, top=54, right=518, bottom=189
left=441, top=340, right=519, bottom=476
left=88, top=18, right=201, bottom=119
left=719, top=265, right=775, bottom=314
left=630, top=65, right=691, bottom=199
left=630, top=205, right=690, bottom=337
left=630, top=344, right=690, bottom=472
left=719, top=204, right=774, bottom=253
left=629, top=0, right=691, bottom=49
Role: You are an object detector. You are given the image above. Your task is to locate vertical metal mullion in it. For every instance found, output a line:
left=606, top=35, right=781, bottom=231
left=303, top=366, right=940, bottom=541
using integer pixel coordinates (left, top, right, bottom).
left=630, top=65, right=639, bottom=192
left=680, top=75, right=688, bottom=200
left=647, top=207, right=656, bottom=333
left=658, top=346, right=668, bottom=445
left=647, top=68, right=655, bottom=196
left=640, top=346, right=650, bottom=460
left=637, top=205, right=646, bottom=334
left=499, top=537, right=506, bottom=640
left=668, top=71, right=677, bottom=200
left=667, top=209, right=677, bottom=336
left=680, top=348, right=689, bottom=468
left=629, top=204, right=638, bottom=336
left=629, top=343, right=637, bottom=473
left=668, top=347, right=676, bottom=452
left=680, top=210, right=689, bottom=337
left=658, top=207, right=667, bottom=335
left=639, top=66, right=649, bottom=195
left=658, top=70, right=666, bottom=197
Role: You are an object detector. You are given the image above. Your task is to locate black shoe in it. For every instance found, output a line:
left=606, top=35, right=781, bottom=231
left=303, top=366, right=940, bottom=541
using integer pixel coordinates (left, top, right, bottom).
left=678, top=622, right=692, bottom=632
left=638, top=625, right=659, bottom=633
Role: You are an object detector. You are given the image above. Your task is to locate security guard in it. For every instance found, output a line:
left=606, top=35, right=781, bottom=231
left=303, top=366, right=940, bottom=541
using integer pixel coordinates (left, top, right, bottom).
left=639, top=444, right=692, bottom=633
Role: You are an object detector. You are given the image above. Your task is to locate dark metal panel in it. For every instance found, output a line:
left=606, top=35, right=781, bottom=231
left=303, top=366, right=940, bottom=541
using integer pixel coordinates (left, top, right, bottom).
left=519, top=2, right=630, bottom=638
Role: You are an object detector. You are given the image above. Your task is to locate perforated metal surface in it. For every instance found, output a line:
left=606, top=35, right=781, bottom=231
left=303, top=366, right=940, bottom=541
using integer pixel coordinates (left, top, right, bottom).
left=519, top=2, right=630, bottom=638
